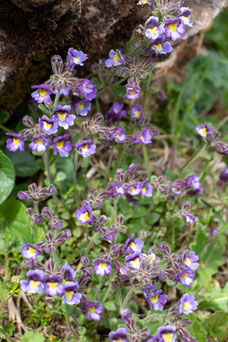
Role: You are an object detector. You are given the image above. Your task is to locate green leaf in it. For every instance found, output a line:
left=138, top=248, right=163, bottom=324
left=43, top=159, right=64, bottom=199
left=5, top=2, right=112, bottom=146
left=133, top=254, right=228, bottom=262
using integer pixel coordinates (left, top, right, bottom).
left=203, top=312, right=228, bottom=340
left=110, top=85, right=126, bottom=98
left=0, top=199, right=32, bottom=245
left=21, top=331, right=45, bottom=342
left=0, top=111, right=9, bottom=124
left=0, top=150, right=15, bottom=204
left=199, top=283, right=228, bottom=311
left=131, top=206, right=147, bottom=218
left=187, top=313, right=207, bottom=341
left=6, top=150, right=40, bottom=177
left=38, top=104, right=50, bottom=115
left=104, top=301, right=116, bottom=311
left=91, top=77, right=103, bottom=90
left=0, top=281, right=8, bottom=302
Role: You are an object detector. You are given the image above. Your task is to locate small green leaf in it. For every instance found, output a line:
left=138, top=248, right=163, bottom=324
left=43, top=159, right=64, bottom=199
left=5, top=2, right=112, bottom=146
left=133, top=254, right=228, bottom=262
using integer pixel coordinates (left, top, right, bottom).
left=91, top=77, right=103, bottom=90
left=131, top=206, right=147, bottom=218
left=0, top=281, right=9, bottom=302
left=0, top=150, right=15, bottom=204
left=21, top=331, right=45, bottom=342
left=38, top=104, right=50, bottom=115
left=104, top=301, right=116, bottom=311
left=7, top=150, right=40, bottom=177
left=110, top=85, right=126, bottom=98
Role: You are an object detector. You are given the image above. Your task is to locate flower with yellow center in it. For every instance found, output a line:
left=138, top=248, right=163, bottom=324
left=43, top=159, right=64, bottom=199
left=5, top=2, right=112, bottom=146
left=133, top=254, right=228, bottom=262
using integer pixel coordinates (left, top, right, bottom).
left=56, top=140, right=64, bottom=149
left=88, top=306, right=95, bottom=313
left=66, top=291, right=74, bottom=301
left=13, top=138, right=20, bottom=145
left=169, top=23, right=177, bottom=32
left=183, top=301, right=191, bottom=311
left=113, top=53, right=121, bottom=62
left=49, top=282, right=58, bottom=290
left=30, top=280, right=40, bottom=290
left=58, top=113, right=67, bottom=121
left=29, top=246, right=36, bottom=255
left=147, top=27, right=157, bottom=36
left=154, top=44, right=162, bottom=51
left=163, top=333, right=173, bottom=342
left=43, top=121, right=52, bottom=130
left=199, top=127, right=207, bottom=137
left=184, top=257, right=191, bottom=266
left=81, top=212, right=90, bottom=221
left=39, top=89, right=46, bottom=97
left=77, top=102, right=84, bottom=110
left=149, top=294, right=158, bottom=304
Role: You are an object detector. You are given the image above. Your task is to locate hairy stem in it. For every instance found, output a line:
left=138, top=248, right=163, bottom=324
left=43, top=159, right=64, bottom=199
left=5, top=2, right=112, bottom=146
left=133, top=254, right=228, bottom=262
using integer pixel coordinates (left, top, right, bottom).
left=122, top=287, right=135, bottom=309
left=142, top=145, right=152, bottom=179
left=43, top=151, right=53, bottom=184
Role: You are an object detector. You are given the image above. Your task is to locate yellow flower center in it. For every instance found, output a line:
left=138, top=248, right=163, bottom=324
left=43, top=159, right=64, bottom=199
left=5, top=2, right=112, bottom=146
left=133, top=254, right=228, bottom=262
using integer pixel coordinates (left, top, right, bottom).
left=81, top=145, right=88, bottom=152
left=43, top=121, right=52, bottom=130
left=130, top=257, right=140, bottom=268
left=149, top=294, right=158, bottom=304
left=129, top=186, right=135, bottom=193
left=142, top=187, right=146, bottom=194
left=142, top=0, right=147, bottom=3
left=129, top=89, right=136, bottom=95
left=56, top=140, right=64, bottom=149
left=49, top=282, right=58, bottom=290
left=154, top=44, right=162, bottom=51
left=13, top=138, right=20, bottom=145
left=138, top=134, right=145, bottom=142
left=148, top=27, right=157, bottom=36
left=183, top=301, right=191, bottom=311
left=129, top=242, right=136, bottom=251
left=39, top=89, right=46, bottom=97
left=77, top=102, right=84, bottom=110
left=29, top=247, right=36, bottom=255
left=66, top=291, right=74, bottom=301
left=182, top=273, right=188, bottom=279
left=99, top=262, right=107, bottom=269
left=35, top=139, right=42, bottom=144
left=73, top=57, right=79, bottom=63
left=169, top=23, right=177, bottom=32
left=135, top=110, right=141, bottom=117
left=58, top=113, right=67, bottom=121
left=116, top=339, right=123, bottom=342
left=113, top=53, right=121, bottom=62
left=82, top=212, right=90, bottom=221
left=30, top=280, right=40, bottom=289
left=88, top=306, right=95, bottom=313
left=163, top=333, right=173, bottom=342
left=199, top=127, right=207, bottom=137
left=184, top=257, right=191, bottom=266
left=182, top=16, right=190, bottom=24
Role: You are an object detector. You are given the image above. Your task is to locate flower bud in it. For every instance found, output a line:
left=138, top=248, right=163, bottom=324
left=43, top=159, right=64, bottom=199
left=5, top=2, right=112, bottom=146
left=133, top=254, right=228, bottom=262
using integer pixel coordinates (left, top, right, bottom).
left=127, top=163, right=136, bottom=174
left=51, top=55, right=63, bottom=74
left=158, top=242, right=171, bottom=256
left=42, top=207, right=53, bottom=220
left=18, top=191, right=32, bottom=201
left=139, top=328, right=150, bottom=339
left=78, top=268, right=92, bottom=286
left=81, top=256, right=90, bottom=266
left=22, top=115, right=34, bottom=128
left=45, top=259, right=55, bottom=274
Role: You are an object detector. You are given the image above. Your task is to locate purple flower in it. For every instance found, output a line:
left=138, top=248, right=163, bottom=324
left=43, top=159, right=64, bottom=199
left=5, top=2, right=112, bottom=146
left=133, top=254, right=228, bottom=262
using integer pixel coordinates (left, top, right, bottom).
left=131, top=105, right=143, bottom=120
left=196, top=123, right=213, bottom=138
left=125, top=253, right=141, bottom=270
left=75, top=79, right=97, bottom=101
left=109, top=327, right=128, bottom=341
left=124, top=233, right=144, bottom=254
left=145, top=16, right=165, bottom=40
left=112, top=182, right=125, bottom=197
left=53, top=105, right=76, bottom=129
left=170, top=185, right=182, bottom=195
left=181, top=249, right=199, bottom=271
left=219, top=168, right=228, bottom=182
left=141, top=179, right=153, bottom=197
left=133, top=128, right=152, bottom=144
left=73, top=99, right=91, bottom=116
left=21, top=242, right=41, bottom=260
left=106, top=102, right=127, bottom=122
left=75, top=204, right=93, bottom=224
left=44, top=276, right=63, bottom=296
left=157, top=325, right=177, bottom=342
left=62, top=265, right=76, bottom=283
left=144, top=285, right=168, bottom=310
left=67, top=48, right=87, bottom=70
left=31, top=84, right=52, bottom=104
left=59, top=88, right=71, bottom=96
left=75, top=139, right=96, bottom=157
left=112, top=128, right=126, bottom=143
left=20, top=270, right=45, bottom=294
left=125, top=84, right=140, bottom=100
left=179, top=294, right=198, bottom=315
left=165, top=19, right=185, bottom=41
left=105, top=49, right=126, bottom=67
left=61, top=282, right=82, bottom=305
left=175, top=269, right=195, bottom=287
left=28, top=135, right=49, bottom=153
left=178, top=7, right=193, bottom=27
left=182, top=213, right=195, bottom=225
left=94, top=259, right=112, bottom=276
left=39, top=115, right=58, bottom=135
left=6, top=133, right=26, bottom=152
left=148, top=35, right=172, bottom=54
left=146, top=335, right=160, bottom=342
left=52, top=134, right=72, bottom=157
left=84, top=301, right=104, bottom=321
left=126, top=183, right=142, bottom=196
left=137, top=0, right=151, bottom=5
left=185, top=174, right=201, bottom=190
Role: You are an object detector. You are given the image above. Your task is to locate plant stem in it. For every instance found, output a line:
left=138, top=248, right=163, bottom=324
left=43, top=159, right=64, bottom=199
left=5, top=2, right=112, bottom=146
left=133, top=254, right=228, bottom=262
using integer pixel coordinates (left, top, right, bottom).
left=106, top=145, right=115, bottom=178
left=73, top=151, right=80, bottom=207
left=180, top=142, right=206, bottom=173
left=85, top=239, right=93, bottom=255
left=66, top=314, right=78, bottom=338
left=43, top=151, right=53, bottom=184
left=122, top=287, right=135, bottom=309
left=95, top=277, right=105, bottom=300
left=111, top=197, right=119, bottom=224
left=146, top=189, right=157, bottom=218
left=103, top=281, right=112, bottom=303
left=0, top=124, right=14, bottom=133
left=53, top=90, right=60, bottom=108
left=142, top=145, right=151, bottom=179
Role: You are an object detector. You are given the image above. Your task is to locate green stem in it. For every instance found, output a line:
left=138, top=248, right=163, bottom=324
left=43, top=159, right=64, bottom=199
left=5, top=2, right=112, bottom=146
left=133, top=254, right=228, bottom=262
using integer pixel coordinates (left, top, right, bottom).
left=73, top=151, right=80, bottom=207
left=180, top=143, right=206, bottom=173
left=111, top=197, right=119, bottom=224
left=106, top=145, right=115, bottom=177
left=95, top=96, right=101, bottom=112
left=31, top=224, right=38, bottom=242
left=122, top=287, right=135, bottom=309
left=43, top=151, right=53, bottom=184
left=53, top=90, right=60, bottom=108
left=95, top=277, right=105, bottom=300
left=142, top=145, right=151, bottom=179
left=0, top=124, right=14, bottom=133
left=85, top=239, right=93, bottom=255
left=103, top=281, right=112, bottom=303
left=66, top=314, right=78, bottom=338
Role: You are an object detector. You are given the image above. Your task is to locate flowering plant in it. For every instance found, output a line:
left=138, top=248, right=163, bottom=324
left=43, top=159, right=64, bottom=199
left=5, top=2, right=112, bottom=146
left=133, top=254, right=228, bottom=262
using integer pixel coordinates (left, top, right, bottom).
left=0, top=1, right=227, bottom=341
